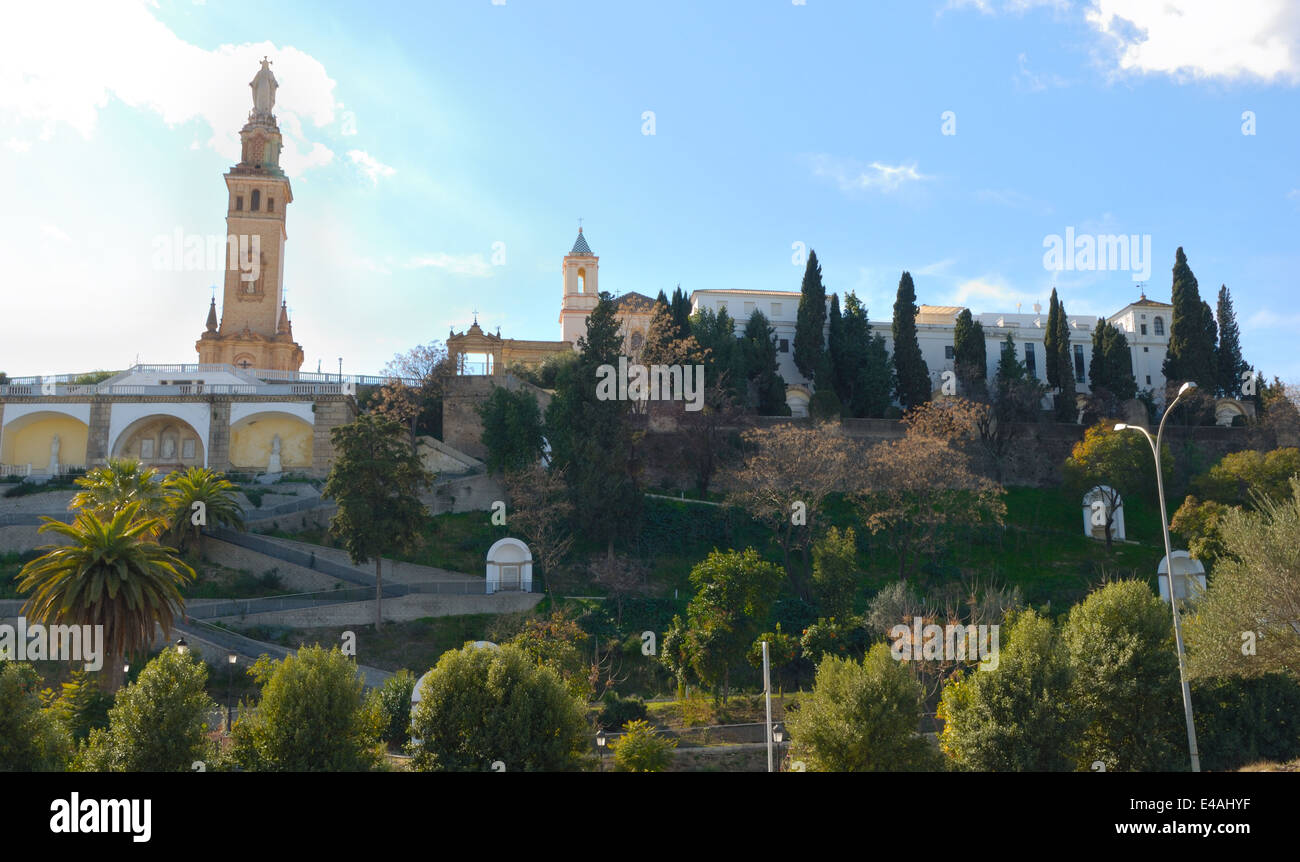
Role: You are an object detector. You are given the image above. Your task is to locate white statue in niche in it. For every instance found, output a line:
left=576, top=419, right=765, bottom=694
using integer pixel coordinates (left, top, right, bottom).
left=48, top=435, right=60, bottom=475
left=267, top=433, right=282, bottom=475
left=161, top=435, right=176, bottom=460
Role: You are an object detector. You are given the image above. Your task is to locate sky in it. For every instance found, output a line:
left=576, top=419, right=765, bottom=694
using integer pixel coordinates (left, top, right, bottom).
left=1, top=0, right=1297, bottom=379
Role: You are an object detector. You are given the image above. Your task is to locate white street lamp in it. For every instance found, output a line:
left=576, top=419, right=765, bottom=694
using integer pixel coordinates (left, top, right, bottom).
left=1113, top=380, right=1201, bottom=772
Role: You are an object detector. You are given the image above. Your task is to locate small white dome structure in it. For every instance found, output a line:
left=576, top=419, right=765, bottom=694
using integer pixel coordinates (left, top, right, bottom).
left=485, top=537, right=532, bottom=594
left=1157, top=551, right=1207, bottom=603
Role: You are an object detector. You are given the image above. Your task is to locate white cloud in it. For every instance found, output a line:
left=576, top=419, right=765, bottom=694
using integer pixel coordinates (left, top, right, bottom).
left=347, top=149, right=396, bottom=184
left=1015, top=52, right=1070, bottom=91
left=40, top=223, right=72, bottom=243
left=0, top=0, right=342, bottom=175
left=1247, top=309, right=1300, bottom=329
left=5, top=138, right=31, bottom=152
left=406, top=253, right=492, bottom=278
left=944, top=0, right=1071, bottom=15
left=809, top=154, right=929, bottom=193
left=1085, top=0, right=1300, bottom=83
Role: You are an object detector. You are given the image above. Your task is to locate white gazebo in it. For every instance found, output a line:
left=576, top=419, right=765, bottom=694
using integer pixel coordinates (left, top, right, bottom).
left=1157, top=551, right=1207, bottom=603
left=485, top=538, right=532, bottom=594
left=1082, top=485, right=1125, bottom=541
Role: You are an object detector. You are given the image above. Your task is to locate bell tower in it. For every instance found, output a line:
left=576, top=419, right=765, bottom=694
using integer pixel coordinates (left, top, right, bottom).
left=197, top=58, right=304, bottom=371
left=559, top=227, right=599, bottom=345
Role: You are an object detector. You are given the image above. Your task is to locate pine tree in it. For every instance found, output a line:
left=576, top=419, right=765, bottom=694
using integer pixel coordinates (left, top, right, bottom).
left=892, top=271, right=930, bottom=409
left=1089, top=319, right=1137, bottom=402
left=1044, top=288, right=1062, bottom=390
left=997, top=332, right=1027, bottom=383
left=1215, top=286, right=1247, bottom=398
left=1054, top=299, right=1076, bottom=420
left=1163, top=247, right=1217, bottom=392
left=794, top=250, right=828, bottom=384
left=952, top=308, right=987, bottom=398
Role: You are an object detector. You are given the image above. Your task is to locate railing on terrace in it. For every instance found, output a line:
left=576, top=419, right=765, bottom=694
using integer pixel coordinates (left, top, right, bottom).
left=0, top=382, right=352, bottom=397
left=3, top=363, right=416, bottom=391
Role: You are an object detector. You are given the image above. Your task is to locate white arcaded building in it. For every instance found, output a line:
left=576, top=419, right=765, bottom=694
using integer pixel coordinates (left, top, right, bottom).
left=690, top=289, right=1176, bottom=417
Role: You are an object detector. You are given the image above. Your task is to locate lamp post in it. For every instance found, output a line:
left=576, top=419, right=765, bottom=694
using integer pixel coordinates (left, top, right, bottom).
left=175, top=637, right=188, bottom=656
left=773, top=723, right=785, bottom=772
left=1114, top=380, right=1201, bottom=772
left=226, top=652, right=238, bottom=735
left=595, top=729, right=607, bottom=772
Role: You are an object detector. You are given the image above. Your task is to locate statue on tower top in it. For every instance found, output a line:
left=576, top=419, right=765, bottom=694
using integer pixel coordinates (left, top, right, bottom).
left=250, top=57, right=277, bottom=116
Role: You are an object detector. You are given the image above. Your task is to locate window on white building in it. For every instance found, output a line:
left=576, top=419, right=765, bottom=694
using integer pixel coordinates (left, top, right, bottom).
left=945, top=345, right=955, bottom=360
left=1154, top=316, right=1165, bottom=336
left=778, top=338, right=789, bottom=353
left=1073, top=344, right=1085, bottom=382
left=1141, top=324, right=1148, bottom=335
left=772, top=302, right=783, bottom=318
left=1024, top=343, right=1036, bottom=378
left=744, top=301, right=756, bottom=316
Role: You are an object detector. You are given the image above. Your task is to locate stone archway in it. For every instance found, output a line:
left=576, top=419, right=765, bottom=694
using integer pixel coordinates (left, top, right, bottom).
left=111, top=415, right=205, bottom=470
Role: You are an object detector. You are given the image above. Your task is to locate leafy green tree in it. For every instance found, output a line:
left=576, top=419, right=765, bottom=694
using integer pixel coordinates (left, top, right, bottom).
left=1185, top=477, right=1300, bottom=680
left=1163, top=247, right=1218, bottom=394
left=508, top=612, right=593, bottom=701
left=76, top=648, right=219, bottom=772
left=938, top=609, right=1079, bottom=771
left=232, top=645, right=383, bottom=772
left=70, top=458, right=166, bottom=522
left=690, top=305, right=746, bottom=400
left=161, top=466, right=245, bottom=558
left=477, top=386, right=544, bottom=474
left=787, top=643, right=941, bottom=771
left=18, top=502, right=195, bottom=691
left=741, top=309, right=790, bottom=415
left=892, top=271, right=931, bottom=409
left=409, top=643, right=589, bottom=771
left=1063, top=580, right=1184, bottom=771
left=811, top=526, right=859, bottom=619
left=684, top=549, right=784, bottom=701
left=370, top=669, right=416, bottom=749
left=1192, top=673, right=1300, bottom=771
left=610, top=719, right=676, bottom=772
left=545, top=292, right=641, bottom=558
left=1215, top=285, right=1248, bottom=398
left=49, top=669, right=113, bottom=744
left=952, top=309, right=987, bottom=399
left=323, top=412, right=433, bottom=629
left=0, top=663, right=72, bottom=771
left=794, top=250, right=828, bottom=384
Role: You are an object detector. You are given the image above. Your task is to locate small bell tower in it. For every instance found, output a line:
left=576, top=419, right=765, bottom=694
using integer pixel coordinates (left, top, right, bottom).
left=559, top=226, right=599, bottom=345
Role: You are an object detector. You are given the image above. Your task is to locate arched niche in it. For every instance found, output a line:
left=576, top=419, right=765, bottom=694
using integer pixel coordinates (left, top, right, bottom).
left=228, top=411, right=313, bottom=471
left=111, top=414, right=205, bottom=469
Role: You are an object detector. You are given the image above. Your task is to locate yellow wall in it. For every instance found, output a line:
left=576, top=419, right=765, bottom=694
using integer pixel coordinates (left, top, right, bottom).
left=0, top=415, right=90, bottom=467
left=229, top=415, right=312, bottom=469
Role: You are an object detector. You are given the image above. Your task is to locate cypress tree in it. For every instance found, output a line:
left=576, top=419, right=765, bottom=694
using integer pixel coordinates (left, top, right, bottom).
left=837, top=292, right=893, bottom=417
left=1089, top=318, right=1137, bottom=402
left=1054, top=299, right=1076, bottom=420
left=669, top=285, right=692, bottom=341
left=996, top=332, right=1027, bottom=383
left=828, top=293, right=846, bottom=402
left=952, top=308, right=987, bottom=398
left=742, top=309, right=790, bottom=416
left=1215, top=285, right=1247, bottom=398
left=1044, top=288, right=1062, bottom=390
left=892, top=271, right=931, bottom=409
left=1163, top=247, right=1217, bottom=391
left=794, top=250, right=828, bottom=384
left=544, top=292, right=640, bottom=557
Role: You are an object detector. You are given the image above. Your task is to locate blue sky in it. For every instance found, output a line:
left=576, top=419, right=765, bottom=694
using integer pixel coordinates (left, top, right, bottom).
left=1, top=0, right=1297, bottom=379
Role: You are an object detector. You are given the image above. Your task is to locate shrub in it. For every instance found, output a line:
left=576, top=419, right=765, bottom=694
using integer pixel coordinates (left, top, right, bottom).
left=1193, top=674, right=1300, bottom=772
left=611, top=719, right=676, bottom=772
left=370, top=669, right=417, bottom=748
left=598, top=691, right=648, bottom=730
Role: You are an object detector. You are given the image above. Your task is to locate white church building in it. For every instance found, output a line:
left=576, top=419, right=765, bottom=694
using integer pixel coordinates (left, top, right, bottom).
left=689, top=288, right=1175, bottom=417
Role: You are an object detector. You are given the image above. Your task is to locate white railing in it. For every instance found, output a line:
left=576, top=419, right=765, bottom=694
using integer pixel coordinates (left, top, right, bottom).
left=0, top=464, right=32, bottom=478
left=1, top=382, right=351, bottom=398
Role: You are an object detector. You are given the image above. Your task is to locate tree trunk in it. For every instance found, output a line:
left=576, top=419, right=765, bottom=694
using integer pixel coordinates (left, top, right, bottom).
left=375, top=557, right=383, bottom=630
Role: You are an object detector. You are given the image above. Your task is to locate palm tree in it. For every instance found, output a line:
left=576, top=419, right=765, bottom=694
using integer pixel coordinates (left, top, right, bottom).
left=70, top=458, right=166, bottom=522
left=18, top=503, right=196, bottom=692
left=162, top=466, right=246, bottom=558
